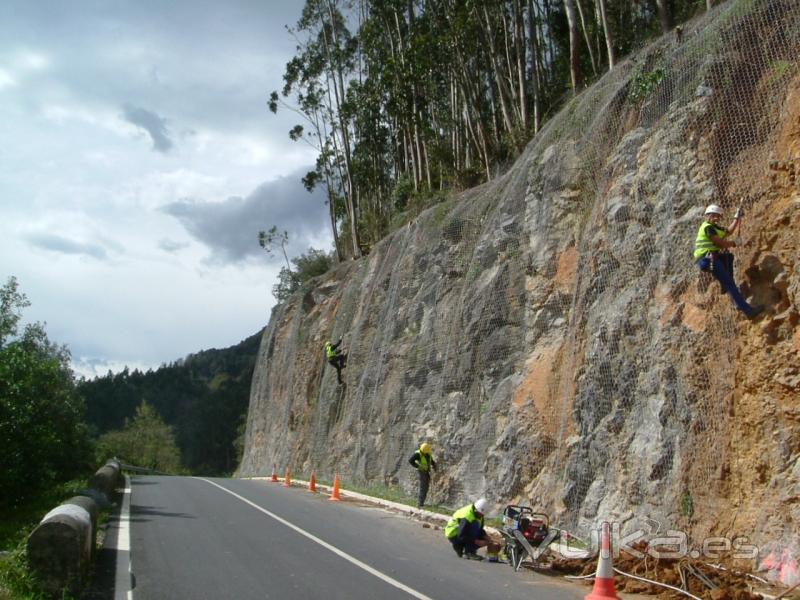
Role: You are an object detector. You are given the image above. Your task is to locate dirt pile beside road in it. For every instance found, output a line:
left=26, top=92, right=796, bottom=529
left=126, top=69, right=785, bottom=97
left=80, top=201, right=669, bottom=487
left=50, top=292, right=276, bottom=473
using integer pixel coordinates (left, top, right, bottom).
left=551, top=543, right=789, bottom=600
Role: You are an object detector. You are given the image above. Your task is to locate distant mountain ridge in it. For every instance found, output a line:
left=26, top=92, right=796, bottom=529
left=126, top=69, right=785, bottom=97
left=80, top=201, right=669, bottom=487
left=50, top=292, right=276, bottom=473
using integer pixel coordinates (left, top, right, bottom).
left=79, top=329, right=263, bottom=475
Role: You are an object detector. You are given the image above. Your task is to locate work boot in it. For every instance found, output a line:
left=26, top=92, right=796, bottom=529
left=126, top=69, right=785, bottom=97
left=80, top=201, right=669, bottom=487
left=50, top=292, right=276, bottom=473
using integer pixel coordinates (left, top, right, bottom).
left=453, top=544, right=464, bottom=558
left=748, top=305, right=766, bottom=320
left=463, top=552, right=484, bottom=561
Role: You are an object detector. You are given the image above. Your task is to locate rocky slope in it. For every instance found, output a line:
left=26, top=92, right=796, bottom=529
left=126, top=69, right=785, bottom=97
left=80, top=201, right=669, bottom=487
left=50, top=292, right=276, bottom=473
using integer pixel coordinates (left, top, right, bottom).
left=239, top=0, right=799, bottom=569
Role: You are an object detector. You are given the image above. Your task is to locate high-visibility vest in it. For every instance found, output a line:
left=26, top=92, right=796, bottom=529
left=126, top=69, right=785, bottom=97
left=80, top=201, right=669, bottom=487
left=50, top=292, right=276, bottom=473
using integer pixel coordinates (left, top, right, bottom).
left=445, top=504, right=481, bottom=539
left=694, top=220, right=726, bottom=259
left=325, top=342, right=336, bottom=359
left=417, top=450, right=431, bottom=472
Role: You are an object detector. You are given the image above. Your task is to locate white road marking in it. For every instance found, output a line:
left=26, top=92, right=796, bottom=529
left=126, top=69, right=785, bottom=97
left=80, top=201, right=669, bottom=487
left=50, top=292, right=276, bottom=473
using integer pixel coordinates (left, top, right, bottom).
left=198, top=478, right=435, bottom=600
left=114, top=474, right=134, bottom=600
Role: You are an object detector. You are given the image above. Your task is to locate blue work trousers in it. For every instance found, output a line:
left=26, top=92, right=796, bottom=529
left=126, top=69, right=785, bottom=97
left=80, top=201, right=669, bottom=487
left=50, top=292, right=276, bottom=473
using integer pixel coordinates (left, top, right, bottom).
left=697, top=253, right=755, bottom=316
left=450, top=521, right=483, bottom=554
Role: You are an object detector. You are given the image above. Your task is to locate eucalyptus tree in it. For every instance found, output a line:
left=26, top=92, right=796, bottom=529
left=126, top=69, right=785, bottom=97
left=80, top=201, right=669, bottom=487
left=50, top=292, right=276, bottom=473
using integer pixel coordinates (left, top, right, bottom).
left=597, top=0, right=615, bottom=69
left=273, top=0, right=361, bottom=259
left=268, top=0, right=709, bottom=263
left=563, top=0, right=583, bottom=92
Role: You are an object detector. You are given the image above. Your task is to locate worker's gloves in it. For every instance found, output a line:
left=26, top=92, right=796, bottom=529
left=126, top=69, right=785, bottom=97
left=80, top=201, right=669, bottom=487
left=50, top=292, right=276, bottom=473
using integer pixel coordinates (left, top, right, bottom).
left=735, top=207, right=744, bottom=219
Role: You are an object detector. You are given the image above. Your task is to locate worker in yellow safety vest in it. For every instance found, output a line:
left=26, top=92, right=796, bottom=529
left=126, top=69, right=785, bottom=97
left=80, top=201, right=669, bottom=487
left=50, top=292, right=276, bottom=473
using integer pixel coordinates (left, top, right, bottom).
left=445, top=498, right=502, bottom=561
left=408, top=442, right=437, bottom=508
left=694, top=203, right=764, bottom=319
left=324, top=338, right=347, bottom=384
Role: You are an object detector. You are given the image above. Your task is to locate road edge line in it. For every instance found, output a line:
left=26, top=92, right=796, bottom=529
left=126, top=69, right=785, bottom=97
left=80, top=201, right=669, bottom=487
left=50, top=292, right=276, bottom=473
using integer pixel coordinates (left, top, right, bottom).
left=114, top=474, right=133, bottom=600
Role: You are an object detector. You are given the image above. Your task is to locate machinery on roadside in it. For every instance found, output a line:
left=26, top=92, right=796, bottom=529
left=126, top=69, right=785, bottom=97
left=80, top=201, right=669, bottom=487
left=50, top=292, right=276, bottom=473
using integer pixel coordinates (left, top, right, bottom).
left=500, top=505, right=557, bottom=571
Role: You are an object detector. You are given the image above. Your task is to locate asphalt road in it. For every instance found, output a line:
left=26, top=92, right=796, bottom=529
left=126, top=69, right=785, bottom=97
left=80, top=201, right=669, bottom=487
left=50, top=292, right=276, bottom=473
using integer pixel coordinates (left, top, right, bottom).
left=124, top=475, right=587, bottom=600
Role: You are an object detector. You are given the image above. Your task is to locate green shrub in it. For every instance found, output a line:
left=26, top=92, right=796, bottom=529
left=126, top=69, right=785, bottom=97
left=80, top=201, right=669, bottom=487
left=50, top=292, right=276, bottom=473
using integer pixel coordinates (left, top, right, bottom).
left=628, top=68, right=666, bottom=104
left=94, top=402, right=182, bottom=473
left=0, top=277, right=92, bottom=512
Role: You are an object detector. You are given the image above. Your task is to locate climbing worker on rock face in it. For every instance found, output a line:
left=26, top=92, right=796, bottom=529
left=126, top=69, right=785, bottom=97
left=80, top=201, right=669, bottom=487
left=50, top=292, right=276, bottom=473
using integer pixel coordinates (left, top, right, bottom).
left=694, top=203, right=764, bottom=320
left=408, top=442, right=437, bottom=508
left=445, top=498, right=502, bottom=562
left=324, top=338, right=347, bottom=384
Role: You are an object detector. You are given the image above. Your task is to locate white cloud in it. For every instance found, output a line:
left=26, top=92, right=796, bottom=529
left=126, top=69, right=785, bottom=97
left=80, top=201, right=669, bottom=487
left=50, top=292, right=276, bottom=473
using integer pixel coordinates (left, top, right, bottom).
left=0, top=0, right=328, bottom=376
left=13, top=49, right=50, bottom=71
left=0, top=67, right=17, bottom=88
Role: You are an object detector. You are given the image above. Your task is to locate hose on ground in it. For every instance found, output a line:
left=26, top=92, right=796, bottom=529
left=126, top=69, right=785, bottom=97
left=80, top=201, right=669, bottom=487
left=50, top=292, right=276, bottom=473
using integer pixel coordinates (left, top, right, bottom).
left=562, top=565, right=703, bottom=600
left=612, top=567, right=704, bottom=600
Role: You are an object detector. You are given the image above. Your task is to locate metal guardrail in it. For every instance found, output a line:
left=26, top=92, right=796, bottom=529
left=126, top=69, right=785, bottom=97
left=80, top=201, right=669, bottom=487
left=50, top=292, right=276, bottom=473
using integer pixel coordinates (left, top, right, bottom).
left=118, top=462, right=166, bottom=475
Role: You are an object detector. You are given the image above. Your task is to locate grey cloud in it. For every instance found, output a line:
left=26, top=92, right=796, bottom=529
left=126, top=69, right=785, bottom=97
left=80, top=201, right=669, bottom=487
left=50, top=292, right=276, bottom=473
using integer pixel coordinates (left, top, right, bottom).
left=27, top=233, right=108, bottom=260
left=162, top=169, right=330, bottom=265
left=158, top=239, right=189, bottom=253
left=122, top=104, right=173, bottom=152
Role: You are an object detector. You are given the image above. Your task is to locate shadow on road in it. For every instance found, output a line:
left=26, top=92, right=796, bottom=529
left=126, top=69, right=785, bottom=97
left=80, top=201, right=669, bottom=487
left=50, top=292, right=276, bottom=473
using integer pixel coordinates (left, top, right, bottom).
left=129, top=504, right=196, bottom=522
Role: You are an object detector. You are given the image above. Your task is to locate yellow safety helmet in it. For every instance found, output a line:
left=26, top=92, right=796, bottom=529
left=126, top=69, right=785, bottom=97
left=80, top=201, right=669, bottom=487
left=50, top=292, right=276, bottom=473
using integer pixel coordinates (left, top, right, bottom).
left=420, top=442, right=432, bottom=454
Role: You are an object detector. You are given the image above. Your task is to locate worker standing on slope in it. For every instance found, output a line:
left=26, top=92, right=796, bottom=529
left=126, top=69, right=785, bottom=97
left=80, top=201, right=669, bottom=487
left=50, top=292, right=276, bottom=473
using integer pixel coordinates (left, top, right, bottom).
left=408, top=442, right=437, bottom=509
left=445, top=498, right=502, bottom=562
left=694, top=203, right=764, bottom=319
left=324, top=338, right=347, bottom=384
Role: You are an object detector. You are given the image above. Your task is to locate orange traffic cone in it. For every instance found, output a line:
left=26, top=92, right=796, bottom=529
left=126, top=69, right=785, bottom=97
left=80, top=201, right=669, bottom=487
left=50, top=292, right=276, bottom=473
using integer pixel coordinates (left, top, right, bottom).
left=328, top=473, right=341, bottom=501
left=270, top=463, right=278, bottom=483
left=308, top=471, right=317, bottom=493
left=283, top=466, right=292, bottom=487
left=585, top=522, right=620, bottom=600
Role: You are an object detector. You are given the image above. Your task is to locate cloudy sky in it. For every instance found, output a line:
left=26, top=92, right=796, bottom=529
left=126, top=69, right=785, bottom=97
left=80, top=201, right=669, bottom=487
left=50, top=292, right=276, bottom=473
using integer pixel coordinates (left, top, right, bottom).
left=0, top=1, right=332, bottom=377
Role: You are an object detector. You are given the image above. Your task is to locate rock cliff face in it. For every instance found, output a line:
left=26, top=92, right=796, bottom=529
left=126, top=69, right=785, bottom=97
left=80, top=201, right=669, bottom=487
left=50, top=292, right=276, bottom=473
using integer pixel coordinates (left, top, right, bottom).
left=240, top=0, right=799, bottom=557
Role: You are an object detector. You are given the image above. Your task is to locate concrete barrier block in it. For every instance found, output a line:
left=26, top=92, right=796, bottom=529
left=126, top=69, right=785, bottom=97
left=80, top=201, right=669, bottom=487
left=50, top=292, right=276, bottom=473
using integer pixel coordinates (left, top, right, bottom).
left=27, top=496, right=98, bottom=596
left=88, top=460, right=121, bottom=500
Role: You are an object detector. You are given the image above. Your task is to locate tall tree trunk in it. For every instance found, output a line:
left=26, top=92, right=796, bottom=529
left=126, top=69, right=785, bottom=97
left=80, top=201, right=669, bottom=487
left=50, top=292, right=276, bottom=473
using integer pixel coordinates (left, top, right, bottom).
left=406, top=1, right=425, bottom=189
left=513, top=0, right=528, bottom=130
left=706, top=0, right=713, bottom=11
left=305, top=96, right=343, bottom=261
left=324, top=171, right=343, bottom=262
left=597, top=0, right=615, bottom=70
left=500, top=6, right=522, bottom=128
left=527, top=0, right=542, bottom=133
left=542, top=0, right=558, bottom=70
left=414, top=117, right=424, bottom=187
left=450, top=76, right=460, bottom=172
left=479, top=5, right=515, bottom=136
left=575, top=0, right=598, bottom=76
left=457, top=75, right=491, bottom=181
left=563, top=0, right=583, bottom=92
left=422, top=138, right=432, bottom=189
left=321, top=0, right=360, bottom=257
left=655, top=0, right=671, bottom=33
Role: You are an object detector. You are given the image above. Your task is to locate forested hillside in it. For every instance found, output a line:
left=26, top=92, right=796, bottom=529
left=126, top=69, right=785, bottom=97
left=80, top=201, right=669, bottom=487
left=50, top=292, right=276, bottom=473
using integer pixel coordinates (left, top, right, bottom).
left=79, top=330, right=263, bottom=475
left=274, top=0, right=718, bottom=261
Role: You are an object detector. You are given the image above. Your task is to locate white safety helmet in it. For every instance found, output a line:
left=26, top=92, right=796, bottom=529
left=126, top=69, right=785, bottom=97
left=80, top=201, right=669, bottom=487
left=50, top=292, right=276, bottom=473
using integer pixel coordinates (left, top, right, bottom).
left=704, top=204, right=723, bottom=216
left=473, top=498, right=488, bottom=514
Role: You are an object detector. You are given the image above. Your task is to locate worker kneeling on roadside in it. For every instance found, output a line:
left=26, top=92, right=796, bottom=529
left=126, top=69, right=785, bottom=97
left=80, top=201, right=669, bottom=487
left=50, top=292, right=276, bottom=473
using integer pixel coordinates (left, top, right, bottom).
left=445, top=498, right=502, bottom=562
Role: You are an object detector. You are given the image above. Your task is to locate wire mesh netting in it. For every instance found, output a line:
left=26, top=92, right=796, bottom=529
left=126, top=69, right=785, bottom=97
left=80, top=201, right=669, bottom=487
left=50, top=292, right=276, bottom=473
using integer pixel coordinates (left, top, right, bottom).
left=241, top=0, right=800, bottom=554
